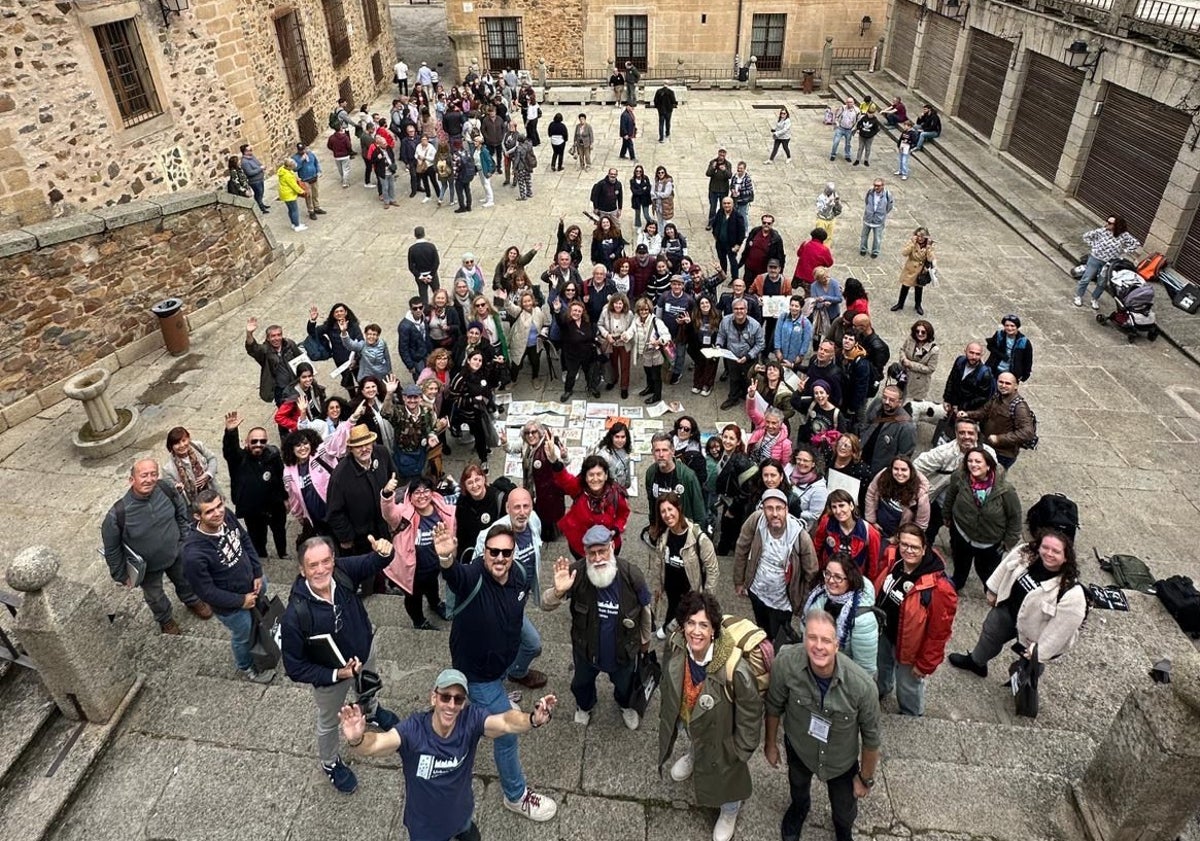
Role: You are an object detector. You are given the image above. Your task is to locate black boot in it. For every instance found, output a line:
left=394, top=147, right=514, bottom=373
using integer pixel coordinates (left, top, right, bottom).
left=891, top=286, right=909, bottom=312
left=914, top=287, right=925, bottom=316
left=948, top=652, right=988, bottom=677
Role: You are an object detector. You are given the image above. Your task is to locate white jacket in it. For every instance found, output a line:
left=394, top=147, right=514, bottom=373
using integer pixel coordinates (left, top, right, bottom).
left=986, top=544, right=1088, bottom=661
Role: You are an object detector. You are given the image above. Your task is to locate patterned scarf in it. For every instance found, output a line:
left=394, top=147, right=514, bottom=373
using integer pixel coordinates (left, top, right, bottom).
left=969, top=469, right=995, bottom=506
left=680, top=631, right=734, bottom=725
left=171, top=446, right=206, bottom=503
left=803, top=584, right=861, bottom=651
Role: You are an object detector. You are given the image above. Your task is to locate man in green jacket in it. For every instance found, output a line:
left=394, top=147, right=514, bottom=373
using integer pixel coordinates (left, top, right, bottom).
left=644, top=433, right=706, bottom=539
left=764, top=609, right=882, bottom=841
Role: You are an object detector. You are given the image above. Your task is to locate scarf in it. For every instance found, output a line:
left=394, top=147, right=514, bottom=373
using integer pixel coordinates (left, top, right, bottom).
left=680, top=632, right=735, bottom=725
left=969, top=470, right=995, bottom=506
left=790, top=467, right=820, bottom=487
left=171, top=446, right=207, bottom=503
left=803, top=584, right=861, bottom=651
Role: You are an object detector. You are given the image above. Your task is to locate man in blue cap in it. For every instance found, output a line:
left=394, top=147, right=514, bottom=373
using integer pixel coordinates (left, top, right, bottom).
left=340, top=667, right=557, bottom=841
left=543, top=525, right=652, bottom=730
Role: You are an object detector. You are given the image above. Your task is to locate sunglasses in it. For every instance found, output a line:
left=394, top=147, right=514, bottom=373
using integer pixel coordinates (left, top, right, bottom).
left=249, top=438, right=268, bottom=445
left=485, top=546, right=514, bottom=558
left=437, top=691, right=467, bottom=706
left=676, top=425, right=692, bottom=433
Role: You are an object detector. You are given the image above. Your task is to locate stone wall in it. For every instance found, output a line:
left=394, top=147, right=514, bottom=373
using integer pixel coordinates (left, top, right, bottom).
left=0, top=0, right=393, bottom=229
left=446, top=0, right=585, bottom=76
left=0, top=190, right=286, bottom=427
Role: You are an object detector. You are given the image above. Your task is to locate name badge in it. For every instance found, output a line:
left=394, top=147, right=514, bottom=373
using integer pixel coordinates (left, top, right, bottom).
left=808, top=713, right=831, bottom=743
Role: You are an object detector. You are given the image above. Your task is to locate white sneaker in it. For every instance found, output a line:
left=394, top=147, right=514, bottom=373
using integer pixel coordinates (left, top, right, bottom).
left=712, top=808, right=739, bottom=841
left=362, top=183, right=375, bottom=188
left=504, top=788, right=557, bottom=822
left=574, top=708, right=591, bottom=725
left=691, top=387, right=701, bottom=394
left=655, top=625, right=667, bottom=640
left=482, top=202, right=495, bottom=207
left=292, top=224, right=308, bottom=232
left=1073, top=296, right=1083, bottom=307
left=894, top=171, right=902, bottom=176
left=1091, top=299, right=1100, bottom=310
left=762, top=159, right=773, bottom=165
left=422, top=197, right=430, bottom=203
left=621, top=707, right=640, bottom=730
left=701, top=388, right=711, bottom=397
left=670, top=751, right=694, bottom=782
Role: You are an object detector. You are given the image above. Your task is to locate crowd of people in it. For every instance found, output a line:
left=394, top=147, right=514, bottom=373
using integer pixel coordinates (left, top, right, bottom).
left=111, top=68, right=1107, bottom=841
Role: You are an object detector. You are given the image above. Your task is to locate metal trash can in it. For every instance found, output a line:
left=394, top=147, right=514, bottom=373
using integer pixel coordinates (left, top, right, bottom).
left=151, top=298, right=189, bottom=356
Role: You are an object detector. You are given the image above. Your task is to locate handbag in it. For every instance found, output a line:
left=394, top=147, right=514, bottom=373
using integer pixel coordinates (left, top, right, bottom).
left=416, top=159, right=429, bottom=174
left=916, top=260, right=935, bottom=287
left=1008, top=647, right=1044, bottom=718
left=629, top=650, right=662, bottom=717
left=302, top=334, right=333, bottom=361
left=250, top=595, right=285, bottom=672
left=653, top=320, right=676, bottom=364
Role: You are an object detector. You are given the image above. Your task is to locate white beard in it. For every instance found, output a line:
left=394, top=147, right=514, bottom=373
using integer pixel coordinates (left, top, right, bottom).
left=585, top=560, right=618, bottom=589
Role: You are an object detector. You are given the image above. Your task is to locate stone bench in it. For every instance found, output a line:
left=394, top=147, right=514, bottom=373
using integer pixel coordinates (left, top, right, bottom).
left=543, top=86, right=595, bottom=105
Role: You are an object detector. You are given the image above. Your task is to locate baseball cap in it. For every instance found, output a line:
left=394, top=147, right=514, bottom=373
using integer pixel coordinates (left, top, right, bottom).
left=434, top=668, right=468, bottom=692
left=761, top=489, right=788, bottom=505
left=402, top=384, right=422, bottom=397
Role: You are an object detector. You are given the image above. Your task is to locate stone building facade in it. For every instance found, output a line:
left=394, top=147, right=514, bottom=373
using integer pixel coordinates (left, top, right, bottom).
left=444, top=0, right=888, bottom=79
left=0, top=0, right=394, bottom=229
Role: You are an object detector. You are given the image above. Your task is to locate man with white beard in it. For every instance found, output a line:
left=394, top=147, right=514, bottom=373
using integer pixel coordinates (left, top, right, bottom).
left=543, top=525, right=652, bottom=730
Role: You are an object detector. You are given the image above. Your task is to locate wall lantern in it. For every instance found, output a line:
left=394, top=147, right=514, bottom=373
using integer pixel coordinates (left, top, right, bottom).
left=859, top=16, right=873, bottom=36
left=160, top=0, right=190, bottom=27
left=945, top=0, right=969, bottom=24
left=1065, top=38, right=1106, bottom=82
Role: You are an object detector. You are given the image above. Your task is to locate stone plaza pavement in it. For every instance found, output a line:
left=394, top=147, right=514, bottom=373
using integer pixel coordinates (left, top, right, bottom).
left=2, top=91, right=1199, bottom=840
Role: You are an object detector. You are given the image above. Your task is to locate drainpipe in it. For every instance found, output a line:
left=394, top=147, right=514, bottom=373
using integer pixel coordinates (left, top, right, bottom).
left=734, top=0, right=745, bottom=66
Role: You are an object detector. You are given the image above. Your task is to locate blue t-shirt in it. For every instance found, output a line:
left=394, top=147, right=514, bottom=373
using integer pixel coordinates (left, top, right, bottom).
left=595, top=577, right=652, bottom=673
left=512, top=527, right=536, bottom=598
left=397, top=704, right=488, bottom=840
left=416, top=513, right=441, bottom=575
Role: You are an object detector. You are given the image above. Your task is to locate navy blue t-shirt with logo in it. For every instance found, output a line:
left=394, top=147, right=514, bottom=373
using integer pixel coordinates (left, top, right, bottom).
left=397, top=704, right=488, bottom=840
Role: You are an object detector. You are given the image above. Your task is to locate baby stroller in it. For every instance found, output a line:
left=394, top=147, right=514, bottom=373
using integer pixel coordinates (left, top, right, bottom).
left=1096, top=260, right=1159, bottom=343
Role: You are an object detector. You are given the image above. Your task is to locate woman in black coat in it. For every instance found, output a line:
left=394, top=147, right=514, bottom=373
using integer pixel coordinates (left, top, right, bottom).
left=629, top=164, right=653, bottom=228
left=448, top=347, right=497, bottom=466
left=547, top=113, right=570, bottom=172
left=590, top=216, right=627, bottom=271
left=307, top=302, right=362, bottom=390
left=554, top=299, right=600, bottom=401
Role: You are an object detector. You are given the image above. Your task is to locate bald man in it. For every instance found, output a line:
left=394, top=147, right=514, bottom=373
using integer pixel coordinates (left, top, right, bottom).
left=101, top=458, right=213, bottom=635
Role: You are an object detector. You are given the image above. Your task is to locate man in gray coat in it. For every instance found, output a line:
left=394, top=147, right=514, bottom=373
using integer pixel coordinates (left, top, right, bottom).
left=716, top=299, right=764, bottom=410
left=859, top=178, right=894, bottom=259
left=859, top=385, right=916, bottom=475
left=101, top=458, right=213, bottom=635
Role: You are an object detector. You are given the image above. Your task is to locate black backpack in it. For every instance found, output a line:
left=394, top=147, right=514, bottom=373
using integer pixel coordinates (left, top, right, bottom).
left=1026, top=493, right=1078, bottom=539
left=1155, top=575, right=1200, bottom=638
left=1009, top=395, right=1039, bottom=450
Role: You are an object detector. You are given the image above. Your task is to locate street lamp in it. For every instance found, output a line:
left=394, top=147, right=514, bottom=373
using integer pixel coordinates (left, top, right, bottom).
left=160, top=0, right=190, bottom=27
left=1065, top=38, right=1105, bottom=82
left=860, top=16, right=872, bottom=36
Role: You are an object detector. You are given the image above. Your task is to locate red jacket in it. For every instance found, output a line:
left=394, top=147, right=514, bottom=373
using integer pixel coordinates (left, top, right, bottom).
left=872, top=546, right=958, bottom=675
left=811, top=514, right=884, bottom=583
left=552, top=468, right=630, bottom=558
left=794, top=239, right=834, bottom=284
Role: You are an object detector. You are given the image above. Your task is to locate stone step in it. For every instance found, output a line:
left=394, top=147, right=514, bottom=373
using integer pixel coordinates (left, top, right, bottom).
left=0, top=667, right=57, bottom=792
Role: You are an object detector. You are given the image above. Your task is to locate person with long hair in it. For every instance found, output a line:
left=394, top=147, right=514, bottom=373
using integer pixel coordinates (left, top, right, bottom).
left=352, top=376, right=394, bottom=454
left=660, top=220, right=686, bottom=269
left=630, top=164, right=653, bottom=228
left=280, top=415, right=356, bottom=545
left=753, top=360, right=795, bottom=420
left=555, top=218, right=585, bottom=267
left=898, top=319, right=939, bottom=400
left=941, top=446, right=1022, bottom=591
left=631, top=296, right=671, bottom=404
left=714, top=425, right=755, bottom=557
left=598, top=293, right=634, bottom=398
left=685, top=295, right=722, bottom=397
left=504, top=290, right=550, bottom=386
left=550, top=454, right=631, bottom=560
left=801, top=552, right=879, bottom=675
left=864, top=456, right=930, bottom=542
left=554, top=298, right=601, bottom=401
left=274, top=362, right=329, bottom=436
left=1075, top=214, right=1140, bottom=309
left=162, top=426, right=221, bottom=509
left=658, top=591, right=762, bottom=841
left=447, top=347, right=497, bottom=467
left=825, top=433, right=871, bottom=509
left=948, top=529, right=1086, bottom=681
left=636, top=219, right=662, bottom=257
left=493, top=243, right=541, bottom=293
left=380, top=476, right=456, bottom=629
left=812, top=488, right=884, bottom=582
left=500, top=421, right=566, bottom=542
left=469, top=296, right=510, bottom=389
left=650, top=493, right=718, bottom=639
left=652, top=165, right=675, bottom=225
left=426, top=288, right=463, bottom=353
left=766, top=106, right=792, bottom=162
left=590, top=215, right=627, bottom=271
left=873, top=524, right=958, bottom=716
left=307, top=302, right=362, bottom=390
left=594, top=422, right=634, bottom=490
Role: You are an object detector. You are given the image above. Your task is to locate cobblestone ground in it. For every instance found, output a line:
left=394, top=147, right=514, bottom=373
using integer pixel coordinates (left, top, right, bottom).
left=2, top=90, right=1198, bottom=841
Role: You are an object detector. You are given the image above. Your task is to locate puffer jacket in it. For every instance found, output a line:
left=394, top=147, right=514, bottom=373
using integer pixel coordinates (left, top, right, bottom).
left=802, top=578, right=880, bottom=675
left=812, top=514, right=884, bottom=582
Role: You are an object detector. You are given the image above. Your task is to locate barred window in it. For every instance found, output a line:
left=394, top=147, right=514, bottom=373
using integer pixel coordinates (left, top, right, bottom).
left=480, top=17, right=522, bottom=73
left=614, top=15, right=648, bottom=71
left=361, top=0, right=382, bottom=40
left=275, top=11, right=314, bottom=99
left=750, top=14, right=786, bottom=71
left=371, top=51, right=384, bottom=83
left=323, top=0, right=351, bottom=66
left=93, top=18, right=162, bottom=128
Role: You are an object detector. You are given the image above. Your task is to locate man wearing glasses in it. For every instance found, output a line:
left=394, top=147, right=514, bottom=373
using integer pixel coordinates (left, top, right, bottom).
left=222, top=410, right=289, bottom=560
left=439, top=522, right=558, bottom=821
left=280, top=533, right=401, bottom=793
left=339, top=668, right=557, bottom=840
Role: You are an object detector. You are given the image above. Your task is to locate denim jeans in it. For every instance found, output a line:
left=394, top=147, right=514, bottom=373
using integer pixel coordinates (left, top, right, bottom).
left=217, top=609, right=255, bottom=671
left=898, top=149, right=911, bottom=177
left=669, top=332, right=688, bottom=379
left=876, top=634, right=925, bottom=716
left=1075, top=255, right=1106, bottom=299
left=467, top=677, right=527, bottom=801
left=249, top=180, right=267, bottom=210
left=658, top=111, right=672, bottom=140
left=859, top=223, right=884, bottom=256
left=285, top=200, right=300, bottom=227
left=506, top=614, right=543, bottom=680
left=734, top=202, right=751, bottom=234
left=380, top=173, right=396, bottom=204
left=570, top=648, right=637, bottom=712
left=913, top=130, right=939, bottom=150
left=830, top=127, right=854, bottom=159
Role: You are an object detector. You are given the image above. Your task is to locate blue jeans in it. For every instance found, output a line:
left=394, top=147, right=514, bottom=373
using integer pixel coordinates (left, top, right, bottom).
left=285, top=200, right=300, bottom=227
left=570, top=648, right=637, bottom=712
left=913, top=130, right=939, bottom=150
left=1075, top=255, right=1105, bottom=299
left=250, top=180, right=267, bottom=210
left=898, top=148, right=911, bottom=177
left=380, top=172, right=396, bottom=204
left=876, top=635, right=925, bottom=716
left=217, top=609, right=255, bottom=671
left=859, top=223, right=884, bottom=256
left=830, top=127, right=853, bottom=159
left=507, top=614, right=543, bottom=680
left=669, top=331, right=688, bottom=379
left=467, top=678, right=526, bottom=801
left=734, top=202, right=750, bottom=234
left=658, top=111, right=672, bottom=140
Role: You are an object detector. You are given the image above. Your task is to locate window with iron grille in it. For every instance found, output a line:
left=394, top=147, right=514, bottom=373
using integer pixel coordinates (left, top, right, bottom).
left=361, top=0, right=382, bottom=40
left=93, top=18, right=162, bottom=128
left=339, top=77, right=355, bottom=108
left=297, top=108, right=319, bottom=146
left=275, top=11, right=314, bottom=99
left=323, top=0, right=351, bottom=66
left=480, top=17, right=522, bottom=74
left=750, top=14, right=786, bottom=71
left=371, top=51, right=384, bottom=83
left=614, top=15, right=648, bottom=71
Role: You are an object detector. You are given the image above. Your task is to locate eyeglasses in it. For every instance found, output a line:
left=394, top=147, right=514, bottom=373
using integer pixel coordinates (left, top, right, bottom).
left=823, top=571, right=847, bottom=583
left=249, top=438, right=268, bottom=445
left=898, top=543, right=924, bottom=554
left=475, top=303, right=489, bottom=308
left=332, top=603, right=344, bottom=633
left=524, top=430, right=540, bottom=437
left=411, top=306, right=424, bottom=312
left=676, top=425, right=692, bottom=433
left=410, top=487, right=432, bottom=496
left=484, top=546, right=514, bottom=558
left=436, top=691, right=467, bottom=706
left=464, top=260, right=475, bottom=265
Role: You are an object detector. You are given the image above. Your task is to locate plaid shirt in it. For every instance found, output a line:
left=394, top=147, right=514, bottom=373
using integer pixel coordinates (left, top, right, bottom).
left=1083, top=226, right=1140, bottom=261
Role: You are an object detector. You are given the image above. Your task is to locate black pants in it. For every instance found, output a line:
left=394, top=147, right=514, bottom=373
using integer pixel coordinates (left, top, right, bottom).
left=658, top=111, right=673, bottom=140
left=642, top=363, right=663, bottom=400
left=463, top=413, right=491, bottom=462
left=948, top=527, right=1003, bottom=591
left=551, top=144, right=565, bottom=170
left=896, top=285, right=924, bottom=307
left=512, top=348, right=540, bottom=382
left=724, top=357, right=753, bottom=401
left=408, top=165, right=427, bottom=197
left=404, top=570, right=442, bottom=626
left=564, top=352, right=598, bottom=395
left=925, top=498, right=945, bottom=544
left=455, top=180, right=472, bottom=209
left=525, top=119, right=540, bottom=145
left=414, top=275, right=440, bottom=307
left=770, top=138, right=792, bottom=160
left=715, top=242, right=739, bottom=279
left=782, top=739, right=858, bottom=841
left=242, top=503, right=288, bottom=558
left=362, top=152, right=372, bottom=185
left=749, top=591, right=793, bottom=644
left=397, top=78, right=409, bottom=95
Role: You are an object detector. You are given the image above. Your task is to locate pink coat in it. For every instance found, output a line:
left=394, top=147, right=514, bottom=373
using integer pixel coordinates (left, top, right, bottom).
left=745, top=397, right=794, bottom=464
left=380, top=491, right=457, bottom=593
left=282, top=421, right=352, bottom=523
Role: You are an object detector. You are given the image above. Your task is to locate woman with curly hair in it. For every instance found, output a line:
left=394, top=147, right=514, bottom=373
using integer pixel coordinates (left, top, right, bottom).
left=493, top=243, right=541, bottom=292
left=864, top=455, right=930, bottom=542
left=306, top=302, right=362, bottom=389
left=897, top=319, right=939, bottom=400
left=590, top=215, right=627, bottom=271
left=555, top=218, right=585, bottom=267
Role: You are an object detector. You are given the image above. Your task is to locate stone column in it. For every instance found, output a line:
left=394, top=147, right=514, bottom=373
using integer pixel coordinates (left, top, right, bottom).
left=990, top=47, right=1028, bottom=152
left=1145, top=141, right=1200, bottom=255
left=876, top=37, right=886, bottom=72
left=1054, top=78, right=1106, bottom=195
left=748, top=55, right=758, bottom=90
left=1067, top=663, right=1200, bottom=841
left=942, top=22, right=971, bottom=116
left=820, top=38, right=834, bottom=90
left=5, top=546, right=136, bottom=722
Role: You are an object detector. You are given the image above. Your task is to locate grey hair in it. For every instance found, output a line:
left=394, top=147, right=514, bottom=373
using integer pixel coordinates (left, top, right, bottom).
left=803, top=607, right=838, bottom=637
left=824, top=182, right=836, bottom=195
left=299, top=536, right=337, bottom=564
left=651, top=431, right=674, bottom=446
left=764, top=407, right=785, bottom=423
